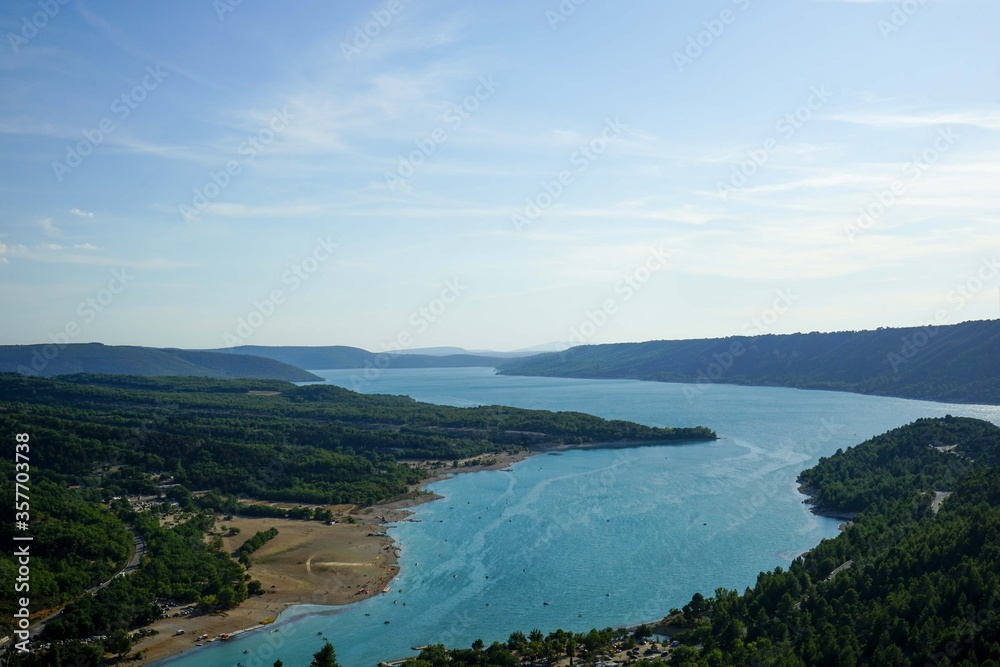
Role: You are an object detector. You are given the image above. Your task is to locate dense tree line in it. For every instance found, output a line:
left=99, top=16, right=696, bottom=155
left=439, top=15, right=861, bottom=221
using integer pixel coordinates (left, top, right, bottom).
left=662, top=417, right=1000, bottom=666
left=499, top=319, right=1000, bottom=405
left=237, top=527, right=279, bottom=566
left=798, top=415, right=1000, bottom=512
left=4, top=508, right=249, bottom=666
left=41, top=510, right=248, bottom=641
left=0, top=464, right=132, bottom=614
left=388, top=626, right=647, bottom=667
left=665, top=466, right=1000, bottom=665
left=397, top=417, right=1000, bottom=667
left=0, top=372, right=712, bottom=660
left=0, top=373, right=714, bottom=506
left=0, top=342, right=321, bottom=381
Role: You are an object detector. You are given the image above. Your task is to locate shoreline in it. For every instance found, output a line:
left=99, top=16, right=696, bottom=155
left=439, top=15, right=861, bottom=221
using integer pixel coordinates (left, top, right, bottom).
left=494, top=370, right=1000, bottom=408
left=137, top=451, right=530, bottom=666
left=412, top=437, right=717, bottom=481
left=796, top=481, right=860, bottom=523
left=536, top=435, right=719, bottom=452
left=139, top=441, right=715, bottom=665
left=136, top=512, right=403, bottom=665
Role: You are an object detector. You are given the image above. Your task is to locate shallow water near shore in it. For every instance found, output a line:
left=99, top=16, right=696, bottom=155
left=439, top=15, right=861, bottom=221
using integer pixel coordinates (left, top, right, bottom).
left=151, top=368, right=1000, bottom=667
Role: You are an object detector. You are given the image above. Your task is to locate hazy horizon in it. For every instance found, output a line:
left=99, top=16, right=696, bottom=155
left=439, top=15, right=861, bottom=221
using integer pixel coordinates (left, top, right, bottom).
left=7, top=316, right=1000, bottom=359
left=3, top=1, right=1000, bottom=351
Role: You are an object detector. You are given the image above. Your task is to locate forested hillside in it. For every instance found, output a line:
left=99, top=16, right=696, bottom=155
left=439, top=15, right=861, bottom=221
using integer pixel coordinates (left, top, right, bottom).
left=798, top=415, right=1000, bottom=512
left=0, top=373, right=714, bottom=506
left=208, top=344, right=508, bottom=370
left=0, top=343, right=321, bottom=381
left=498, top=319, right=1000, bottom=405
left=663, top=418, right=1000, bottom=666
left=0, top=373, right=714, bottom=664
left=395, top=417, right=1000, bottom=667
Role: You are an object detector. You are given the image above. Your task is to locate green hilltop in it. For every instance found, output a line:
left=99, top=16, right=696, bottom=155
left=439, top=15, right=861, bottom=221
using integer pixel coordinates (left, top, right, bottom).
left=205, top=344, right=510, bottom=371
left=0, top=373, right=714, bottom=660
left=0, top=343, right=322, bottom=382
left=499, top=319, right=1000, bottom=405
left=387, top=417, right=1000, bottom=667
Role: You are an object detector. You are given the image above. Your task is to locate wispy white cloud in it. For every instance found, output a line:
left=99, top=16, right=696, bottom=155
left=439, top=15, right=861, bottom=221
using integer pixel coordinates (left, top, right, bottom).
left=332, top=8, right=469, bottom=66
left=105, top=135, right=216, bottom=163
left=814, top=0, right=942, bottom=3
left=38, top=217, right=60, bottom=237
left=195, top=202, right=323, bottom=219
left=270, top=64, right=473, bottom=158
left=75, top=2, right=222, bottom=90
left=546, top=205, right=732, bottom=225
left=704, top=172, right=886, bottom=197
left=69, top=208, right=95, bottom=218
left=0, top=117, right=69, bottom=138
left=667, top=217, right=993, bottom=282
left=827, top=110, right=1000, bottom=130
left=0, top=118, right=213, bottom=163
left=5, top=243, right=185, bottom=269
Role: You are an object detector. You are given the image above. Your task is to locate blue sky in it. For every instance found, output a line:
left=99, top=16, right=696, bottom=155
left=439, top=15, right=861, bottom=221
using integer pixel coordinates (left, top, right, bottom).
left=1, top=0, right=999, bottom=351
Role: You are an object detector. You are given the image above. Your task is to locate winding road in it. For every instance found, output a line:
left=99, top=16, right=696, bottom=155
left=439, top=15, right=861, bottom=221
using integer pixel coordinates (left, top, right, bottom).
left=25, top=525, right=146, bottom=641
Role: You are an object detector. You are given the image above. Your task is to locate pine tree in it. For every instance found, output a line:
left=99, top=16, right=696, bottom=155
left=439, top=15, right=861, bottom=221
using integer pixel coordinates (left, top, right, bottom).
left=311, top=641, right=339, bottom=667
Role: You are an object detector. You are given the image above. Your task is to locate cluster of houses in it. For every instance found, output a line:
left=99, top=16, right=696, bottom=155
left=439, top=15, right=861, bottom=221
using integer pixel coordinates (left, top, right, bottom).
left=110, top=494, right=180, bottom=513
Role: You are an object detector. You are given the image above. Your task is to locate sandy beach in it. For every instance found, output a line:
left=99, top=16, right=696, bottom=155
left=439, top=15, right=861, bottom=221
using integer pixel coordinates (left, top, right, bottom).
left=132, top=451, right=530, bottom=665
left=415, top=449, right=535, bottom=483
left=133, top=510, right=402, bottom=664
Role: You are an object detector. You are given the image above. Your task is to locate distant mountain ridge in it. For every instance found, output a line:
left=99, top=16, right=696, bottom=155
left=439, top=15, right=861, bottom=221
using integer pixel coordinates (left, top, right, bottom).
left=0, top=343, right=322, bottom=381
left=9, top=320, right=998, bottom=402
left=393, top=346, right=543, bottom=358
left=207, top=344, right=513, bottom=369
left=498, top=319, right=1000, bottom=405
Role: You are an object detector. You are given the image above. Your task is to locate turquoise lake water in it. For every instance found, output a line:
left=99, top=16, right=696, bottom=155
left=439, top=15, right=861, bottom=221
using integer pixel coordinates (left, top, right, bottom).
left=152, top=368, right=1000, bottom=667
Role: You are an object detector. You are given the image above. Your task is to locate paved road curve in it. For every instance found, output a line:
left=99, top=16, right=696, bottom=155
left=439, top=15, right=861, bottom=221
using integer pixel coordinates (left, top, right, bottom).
left=25, top=525, right=146, bottom=640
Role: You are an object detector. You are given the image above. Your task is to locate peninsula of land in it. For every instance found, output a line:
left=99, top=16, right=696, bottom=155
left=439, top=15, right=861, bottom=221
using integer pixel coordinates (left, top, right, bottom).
left=0, top=373, right=713, bottom=666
